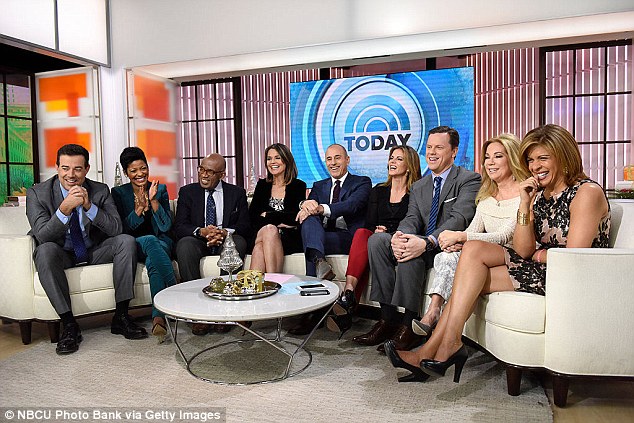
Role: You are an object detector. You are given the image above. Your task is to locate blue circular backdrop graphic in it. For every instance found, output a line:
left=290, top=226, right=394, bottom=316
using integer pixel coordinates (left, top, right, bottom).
left=290, top=69, right=474, bottom=185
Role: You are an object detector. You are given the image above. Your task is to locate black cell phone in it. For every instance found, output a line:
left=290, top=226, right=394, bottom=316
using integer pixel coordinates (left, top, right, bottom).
left=300, top=289, right=330, bottom=296
left=299, top=283, right=326, bottom=290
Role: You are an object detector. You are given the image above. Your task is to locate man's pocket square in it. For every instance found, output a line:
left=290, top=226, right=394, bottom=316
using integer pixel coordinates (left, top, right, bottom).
left=444, top=197, right=457, bottom=203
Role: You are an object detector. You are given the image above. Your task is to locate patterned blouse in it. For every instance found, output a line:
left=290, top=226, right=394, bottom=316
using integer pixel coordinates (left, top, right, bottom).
left=505, top=179, right=610, bottom=295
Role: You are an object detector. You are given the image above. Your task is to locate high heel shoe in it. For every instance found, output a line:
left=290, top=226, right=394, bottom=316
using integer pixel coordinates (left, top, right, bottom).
left=420, top=345, right=468, bottom=383
left=384, top=340, right=430, bottom=383
left=152, top=321, right=167, bottom=344
left=326, top=314, right=352, bottom=339
left=411, top=318, right=437, bottom=336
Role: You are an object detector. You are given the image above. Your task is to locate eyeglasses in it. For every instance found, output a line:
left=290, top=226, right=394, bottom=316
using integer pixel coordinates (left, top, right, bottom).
left=197, top=166, right=224, bottom=176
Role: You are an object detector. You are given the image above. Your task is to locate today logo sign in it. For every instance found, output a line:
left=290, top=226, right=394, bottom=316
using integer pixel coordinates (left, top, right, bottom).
left=291, top=68, right=474, bottom=186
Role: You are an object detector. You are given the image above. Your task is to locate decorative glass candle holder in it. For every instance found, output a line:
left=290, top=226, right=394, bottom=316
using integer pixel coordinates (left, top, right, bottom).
left=217, top=232, right=243, bottom=282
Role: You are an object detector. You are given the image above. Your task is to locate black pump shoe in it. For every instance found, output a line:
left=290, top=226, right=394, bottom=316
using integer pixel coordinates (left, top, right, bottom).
left=326, top=313, right=352, bottom=339
left=420, top=345, right=469, bottom=383
left=333, top=289, right=357, bottom=316
left=384, top=340, right=430, bottom=383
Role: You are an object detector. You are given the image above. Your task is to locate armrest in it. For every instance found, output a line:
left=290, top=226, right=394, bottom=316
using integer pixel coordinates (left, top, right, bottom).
left=0, top=235, right=36, bottom=320
left=544, top=248, right=634, bottom=376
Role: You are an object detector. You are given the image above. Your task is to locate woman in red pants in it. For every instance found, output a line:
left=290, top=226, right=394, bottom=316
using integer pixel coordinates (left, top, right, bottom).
left=327, top=145, right=421, bottom=336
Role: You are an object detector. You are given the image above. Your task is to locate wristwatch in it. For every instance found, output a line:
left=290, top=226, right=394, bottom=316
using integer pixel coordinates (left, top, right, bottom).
left=193, top=227, right=202, bottom=238
left=423, top=236, right=437, bottom=252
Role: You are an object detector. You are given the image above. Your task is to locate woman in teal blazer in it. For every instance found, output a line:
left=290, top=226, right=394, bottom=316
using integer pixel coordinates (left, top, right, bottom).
left=111, top=147, right=175, bottom=343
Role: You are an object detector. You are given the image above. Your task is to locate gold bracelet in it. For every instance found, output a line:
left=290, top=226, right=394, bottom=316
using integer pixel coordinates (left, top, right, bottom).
left=517, top=210, right=530, bottom=226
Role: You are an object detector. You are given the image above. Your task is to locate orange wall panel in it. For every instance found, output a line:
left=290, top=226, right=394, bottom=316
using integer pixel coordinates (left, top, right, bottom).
left=134, top=76, right=170, bottom=122
left=43, top=127, right=91, bottom=167
left=137, top=128, right=177, bottom=199
left=38, top=74, right=87, bottom=117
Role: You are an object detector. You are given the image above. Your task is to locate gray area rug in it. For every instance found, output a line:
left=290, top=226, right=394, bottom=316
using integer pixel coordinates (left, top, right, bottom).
left=0, top=318, right=552, bottom=422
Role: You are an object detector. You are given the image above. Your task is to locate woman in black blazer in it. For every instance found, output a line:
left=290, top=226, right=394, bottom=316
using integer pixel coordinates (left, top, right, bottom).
left=249, top=143, right=306, bottom=273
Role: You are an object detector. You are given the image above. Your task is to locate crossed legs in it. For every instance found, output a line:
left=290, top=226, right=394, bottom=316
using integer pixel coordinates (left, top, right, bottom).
left=419, top=251, right=461, bottom=330
left=398, top=240, right=514, bottom=366
left=250, top=225, right=284, bottom=273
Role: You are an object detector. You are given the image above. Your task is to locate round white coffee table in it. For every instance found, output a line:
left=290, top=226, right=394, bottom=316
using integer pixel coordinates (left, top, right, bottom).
left=154, top=273, right=339, bottom=384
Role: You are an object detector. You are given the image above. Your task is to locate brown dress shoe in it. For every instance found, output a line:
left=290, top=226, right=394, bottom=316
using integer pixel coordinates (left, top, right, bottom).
left=213, top=324, right=233, bottom=334
left=352, top=319, right=398, bottom=346
left=391, top=324, right=425, bottom=351
left=192, top=323, right=212, bottom=336
left=288, top=312, right=323, bottom=336
left=315, top=258, right=336, bottom=281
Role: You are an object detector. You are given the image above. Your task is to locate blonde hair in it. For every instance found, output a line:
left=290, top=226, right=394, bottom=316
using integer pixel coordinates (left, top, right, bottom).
left=381, top=145, right=422, bottom=192
left=520, top=124, right=587, bottom=186
left=476, top=133, right=529, bottom=204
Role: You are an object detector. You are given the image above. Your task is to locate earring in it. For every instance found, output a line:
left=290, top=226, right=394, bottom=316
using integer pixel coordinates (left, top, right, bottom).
left=564, top=167, right=569, bottom=175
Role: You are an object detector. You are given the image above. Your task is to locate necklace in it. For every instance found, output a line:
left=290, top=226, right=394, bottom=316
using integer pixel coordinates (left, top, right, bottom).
left=133, top=191, right=148, bottom=205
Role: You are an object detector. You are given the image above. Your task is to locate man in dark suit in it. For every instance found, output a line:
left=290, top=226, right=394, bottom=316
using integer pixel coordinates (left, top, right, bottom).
left=354, top=126, right=481, bottom=351
left=291, top=144, right=371, bottom=334
left=26, top=144, right=147, bottom=355
left=174, top=153, right=251, bottom=335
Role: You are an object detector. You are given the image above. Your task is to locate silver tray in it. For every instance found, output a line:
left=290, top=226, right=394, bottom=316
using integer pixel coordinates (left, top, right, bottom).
left=202, top=281, right=282, bottom=301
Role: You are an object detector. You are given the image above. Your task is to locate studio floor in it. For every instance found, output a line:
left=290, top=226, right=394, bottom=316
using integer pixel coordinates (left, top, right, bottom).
left=1, top=311, right=632, bottom=422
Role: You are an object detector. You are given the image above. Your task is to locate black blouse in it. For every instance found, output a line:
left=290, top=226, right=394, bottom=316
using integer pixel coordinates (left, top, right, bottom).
left=364, top=184, right=409, bottom=233
left=248, top=178, right=307, bottom=231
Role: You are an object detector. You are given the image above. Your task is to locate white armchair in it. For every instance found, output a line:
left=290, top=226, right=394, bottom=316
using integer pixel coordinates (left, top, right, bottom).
left=0, top=206, right=153, bottom=343
left=463, top=199, right=634, bottom=407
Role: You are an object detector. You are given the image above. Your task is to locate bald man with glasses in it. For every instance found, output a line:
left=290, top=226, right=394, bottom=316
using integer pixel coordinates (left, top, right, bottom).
left=174, top=154, right=251, bottom=334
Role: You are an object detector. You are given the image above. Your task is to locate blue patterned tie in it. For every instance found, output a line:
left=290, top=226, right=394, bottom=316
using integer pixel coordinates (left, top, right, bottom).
left=426, top=176, right=442, bottom=236
left=206, top=190, right=217, bottom=227
left=206, top=191, right=219, bottom=254
left=69, top=209, right=89, bottom=264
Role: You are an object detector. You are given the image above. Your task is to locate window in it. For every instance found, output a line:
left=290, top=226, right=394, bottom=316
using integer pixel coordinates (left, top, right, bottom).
left=0, top=72, right=36, bottom=204
left=178, top=78, right=242, bottom=187
left=240, top=69, right=321, bottom=188
left=542, top=41, right=632, bottom=189
left=179, top=70, right=322, bottom=188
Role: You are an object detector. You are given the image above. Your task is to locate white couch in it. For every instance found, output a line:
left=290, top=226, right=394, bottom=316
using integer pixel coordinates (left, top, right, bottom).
left=0, top=206, right=156, bottom=343
left=0, top=204, right=355, bottom=344
left=1, top=200, right=632, bottom=408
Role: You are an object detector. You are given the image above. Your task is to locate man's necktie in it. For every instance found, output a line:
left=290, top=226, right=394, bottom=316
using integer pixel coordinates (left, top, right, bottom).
left=69, top=209, right=89, bottom=264
left=426, top=176, right=442, bottom=236
left=206, top=191, right=217, bottom=227
left=331, top=180, right=341, bottom=204
left=327, top=180, right=341, bottom=230
left=206, top=191, right=219, bottom=254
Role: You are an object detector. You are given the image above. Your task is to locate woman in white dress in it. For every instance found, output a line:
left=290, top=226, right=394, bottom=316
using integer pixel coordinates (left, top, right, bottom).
left=411, top=133, right=529, bottom=337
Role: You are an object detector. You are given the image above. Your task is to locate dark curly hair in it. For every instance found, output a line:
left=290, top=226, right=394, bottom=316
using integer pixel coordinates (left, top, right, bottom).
left=119, top=147, right=148, bottom=172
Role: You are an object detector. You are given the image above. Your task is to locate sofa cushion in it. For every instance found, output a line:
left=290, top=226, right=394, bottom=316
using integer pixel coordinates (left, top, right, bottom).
left=34, top=263, right=117, bottom=296
left=33, top=263, right=154, bottom=296
left=473, top=291, right=545, bottom=334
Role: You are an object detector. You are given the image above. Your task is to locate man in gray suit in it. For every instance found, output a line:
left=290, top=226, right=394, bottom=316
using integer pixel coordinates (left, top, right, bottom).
left=353, top=126, right=481, bottom=351
left=26, top=144, right=147, bottom=355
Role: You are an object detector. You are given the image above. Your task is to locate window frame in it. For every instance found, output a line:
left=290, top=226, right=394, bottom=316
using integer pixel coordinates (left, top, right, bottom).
left=540, top=39, right=632, bottom=188
left=0, top=71, right=39, bottom=204
left=179, top=77, right=243, bottom=187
